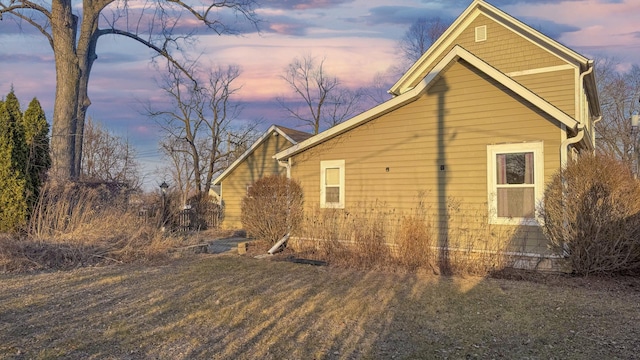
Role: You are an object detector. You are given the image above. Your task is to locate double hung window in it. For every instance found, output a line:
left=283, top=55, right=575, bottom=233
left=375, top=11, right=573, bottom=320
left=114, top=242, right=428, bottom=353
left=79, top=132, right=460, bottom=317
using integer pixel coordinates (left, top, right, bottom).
left=487, top=143, right=543, bottom=225
left=320, top=160, right=345, bottom=208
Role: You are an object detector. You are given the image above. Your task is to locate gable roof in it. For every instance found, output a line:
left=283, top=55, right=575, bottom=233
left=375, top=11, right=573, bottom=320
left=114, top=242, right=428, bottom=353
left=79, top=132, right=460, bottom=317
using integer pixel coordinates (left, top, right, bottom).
left=276, top=125, right=314, bottom=143
left=276, top=45, right=579, bottom=161
left=390, top=0, right=594, bottom=97
left=213, top=125, right=311, bottom=185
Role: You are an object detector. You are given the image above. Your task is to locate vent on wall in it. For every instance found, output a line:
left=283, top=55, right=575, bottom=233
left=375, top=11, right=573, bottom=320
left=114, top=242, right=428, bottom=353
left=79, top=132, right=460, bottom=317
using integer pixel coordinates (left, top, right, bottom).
left=475, top=25, right=487, bottom=42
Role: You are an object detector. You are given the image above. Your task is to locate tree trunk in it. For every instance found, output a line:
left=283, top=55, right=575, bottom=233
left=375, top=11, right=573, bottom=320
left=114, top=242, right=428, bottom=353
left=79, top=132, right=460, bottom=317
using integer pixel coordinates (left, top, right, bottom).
left=50, top=0, right=80, bottom=180
left=74, top=18, right=101, bottom=177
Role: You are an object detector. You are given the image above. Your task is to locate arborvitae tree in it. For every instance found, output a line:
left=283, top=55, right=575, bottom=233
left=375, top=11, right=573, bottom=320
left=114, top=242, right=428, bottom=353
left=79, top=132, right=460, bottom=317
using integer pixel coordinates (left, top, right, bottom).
left=2, top=91, right=28, bottom=169
left=0, top=91, right=28, bottom=231
left=22, top=97, right=51, bottom=207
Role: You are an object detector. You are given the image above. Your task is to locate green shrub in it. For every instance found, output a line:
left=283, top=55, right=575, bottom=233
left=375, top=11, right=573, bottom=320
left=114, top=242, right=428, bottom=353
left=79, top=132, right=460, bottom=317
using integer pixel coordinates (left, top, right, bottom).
left=0, top=92, right=50, bottom=232
left=241, top=175, right=304, bottom=244
left=540, top=154, right=640, bottom=275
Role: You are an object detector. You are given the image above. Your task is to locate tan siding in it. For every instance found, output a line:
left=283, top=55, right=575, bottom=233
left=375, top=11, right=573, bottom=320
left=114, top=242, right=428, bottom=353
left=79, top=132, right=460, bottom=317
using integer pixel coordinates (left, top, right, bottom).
left=422, top=14, right=566, bottom=79
left=407, top=14, right=578, bottom=117
left=220, top=134, right=293, bottom=229
left=462, top=14, right=566, bottom=73
left=292, top=60, right=563, bottom=253
left=513, top=68, right=576, bottom=117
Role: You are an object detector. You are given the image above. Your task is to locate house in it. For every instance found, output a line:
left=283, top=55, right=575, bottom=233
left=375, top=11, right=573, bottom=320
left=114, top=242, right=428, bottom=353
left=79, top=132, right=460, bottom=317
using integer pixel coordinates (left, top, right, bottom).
left=212, top=125, right=312, bottom=229
left=274, top=0, right=600, bottom=261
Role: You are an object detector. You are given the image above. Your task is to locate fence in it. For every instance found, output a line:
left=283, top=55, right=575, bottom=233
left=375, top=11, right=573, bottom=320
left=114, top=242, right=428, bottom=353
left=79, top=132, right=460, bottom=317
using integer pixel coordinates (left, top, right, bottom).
left=137, top=204, right=223, bottom=232
left=176, top=204, right=223, bottom=232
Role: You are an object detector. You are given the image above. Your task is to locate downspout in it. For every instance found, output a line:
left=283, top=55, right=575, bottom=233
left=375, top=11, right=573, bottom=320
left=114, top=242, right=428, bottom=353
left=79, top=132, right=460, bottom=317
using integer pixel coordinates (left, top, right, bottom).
left=269, top=158, right=293, bottom=255
left=561, top=125, right=585, bottom=167
left=578, top=62, right=597, bottom=149
left=277, top=158, right=292, bottom=178
left=558, top=126, right=584, bottom=258
left=591, top=115, right=603, bottom=154
left=556, top=62, right=598, bottom=259
left=560, top=62, right=595, bottom=166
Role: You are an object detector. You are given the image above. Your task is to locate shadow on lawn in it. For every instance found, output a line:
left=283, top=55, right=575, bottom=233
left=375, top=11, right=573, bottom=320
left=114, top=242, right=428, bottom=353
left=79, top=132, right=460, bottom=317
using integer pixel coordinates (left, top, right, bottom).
left=0, top=257, right=459, bottom=358
left=1, top=255, right=638, bottom=359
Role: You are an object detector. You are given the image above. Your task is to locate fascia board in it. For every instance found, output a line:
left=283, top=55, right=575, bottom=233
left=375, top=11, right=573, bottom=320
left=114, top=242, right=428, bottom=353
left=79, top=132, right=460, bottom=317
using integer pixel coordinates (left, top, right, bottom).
left=454, top=46, right=579, bottom=131
left=277, top=45, right=578, bottom=161
left=276, top=47, right=470, bottom=161
left=389, top=1, right=480, bottom=95
left=273, top=126, right=298, bottom=145
left=275, top=86, right=426, bottom=160
left=213, top=125, right=280, bottom=185
left=390, top=0, right=590, bottom=96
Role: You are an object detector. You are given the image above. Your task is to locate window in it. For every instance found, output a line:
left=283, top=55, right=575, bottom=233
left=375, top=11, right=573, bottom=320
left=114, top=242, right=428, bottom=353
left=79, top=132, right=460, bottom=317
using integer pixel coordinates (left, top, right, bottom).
left=487, top=142, right=544, bottom=225
left=320, top=160, right=345, bottom=208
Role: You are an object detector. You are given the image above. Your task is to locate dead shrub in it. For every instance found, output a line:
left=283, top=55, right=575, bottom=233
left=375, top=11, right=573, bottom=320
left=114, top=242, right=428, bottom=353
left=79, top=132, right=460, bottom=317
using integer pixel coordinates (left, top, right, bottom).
left=540, top=154, right=640, bottom=275
left=0, top=181, right=184, bottom=273
left=293, top=196, right=513, bottom=275
left=292, top=204, right=394, bottom=269
left=241, top=175, right=304, bottom=244
left=394, top=201, right=434, bottom=271
left=292, top=208, right=350, bottom=259
left=28, top=181, right=127, bottom=238
left=444, top=199, right=515, bottom=275
left=349, top=203, right=394, bottom=269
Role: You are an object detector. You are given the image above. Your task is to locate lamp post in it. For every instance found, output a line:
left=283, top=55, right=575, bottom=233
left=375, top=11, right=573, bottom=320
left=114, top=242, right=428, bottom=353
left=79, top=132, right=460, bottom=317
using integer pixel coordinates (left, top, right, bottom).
left=160, top=181, right=169, bottom=231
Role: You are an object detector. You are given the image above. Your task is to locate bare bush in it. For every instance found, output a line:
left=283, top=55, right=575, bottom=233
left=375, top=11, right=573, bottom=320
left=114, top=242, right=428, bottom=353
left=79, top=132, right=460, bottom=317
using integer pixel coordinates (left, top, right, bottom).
left=395, top=200, right=434, bottom=271
left=293, top=196, right=513, bottom=275
left=348, top=203, right=394, bottom=269
left=444, top=198, right=517, bottom=275
left=540, top=154, right=640, bottom=275
left=0, top=182, right=183, bottom=272
left=241, top=175, right=304, bottom=244
left=29, top=182, right=127, bottom=238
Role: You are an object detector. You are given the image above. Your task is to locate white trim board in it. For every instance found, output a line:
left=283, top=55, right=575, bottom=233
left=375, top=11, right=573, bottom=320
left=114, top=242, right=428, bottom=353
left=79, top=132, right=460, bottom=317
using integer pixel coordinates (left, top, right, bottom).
left=276, top=45, right=578, bottom=161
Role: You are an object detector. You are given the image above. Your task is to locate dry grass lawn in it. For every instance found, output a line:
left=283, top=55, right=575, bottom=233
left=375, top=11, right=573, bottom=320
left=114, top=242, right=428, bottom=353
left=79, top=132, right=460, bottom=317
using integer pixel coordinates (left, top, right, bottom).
left=1, top=253, right=639, bottom=359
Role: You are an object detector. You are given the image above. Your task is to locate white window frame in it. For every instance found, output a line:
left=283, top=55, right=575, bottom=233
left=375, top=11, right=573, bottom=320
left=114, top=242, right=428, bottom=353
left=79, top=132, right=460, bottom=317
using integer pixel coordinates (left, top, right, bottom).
left=320, top=160, right=345, bottom=209
left=475, top=25, right=487, bottom=42
left=487, top=142, right=544, bottom=226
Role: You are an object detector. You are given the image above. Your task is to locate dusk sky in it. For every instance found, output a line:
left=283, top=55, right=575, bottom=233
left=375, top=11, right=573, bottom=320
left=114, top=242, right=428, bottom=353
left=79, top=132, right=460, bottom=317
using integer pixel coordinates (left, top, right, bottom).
left=1, top=0, right=639, bottom=189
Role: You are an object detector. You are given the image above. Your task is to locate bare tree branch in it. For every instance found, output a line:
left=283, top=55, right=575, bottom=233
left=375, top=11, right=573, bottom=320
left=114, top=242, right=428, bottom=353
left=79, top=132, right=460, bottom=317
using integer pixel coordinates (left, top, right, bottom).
left=0, top=0, right=260, bottom=180
left=278, top=54, right=363, bottom=134
left=0, top=1, right=53, bottom=47
left=147, top=60, right=256, bottom=201
left=595, top=57, right=640, bottom=165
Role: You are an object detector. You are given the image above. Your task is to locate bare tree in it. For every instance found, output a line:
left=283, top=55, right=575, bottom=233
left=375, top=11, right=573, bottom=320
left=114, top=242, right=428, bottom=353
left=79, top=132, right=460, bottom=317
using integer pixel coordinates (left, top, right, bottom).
left=81, top=117, right=141, bottom=188
left=595, top=57, right=640, bottom=164
left=364, top=70, right=395, bottom=106
left=397, top=17, right=449, bottom=71
left=0, top=0, right=259, bottom=180
left=278, top=54, right=364, bottom=134
left=148, top=61, right=256, bottom=201
left=159, top=137, right=196, bottom=207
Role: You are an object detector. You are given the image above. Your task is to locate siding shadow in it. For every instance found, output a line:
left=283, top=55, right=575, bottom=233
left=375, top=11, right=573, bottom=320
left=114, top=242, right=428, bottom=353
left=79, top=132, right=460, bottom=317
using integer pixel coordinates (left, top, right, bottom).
left=428, top=76, right=453, bottom=275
